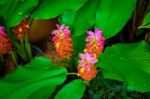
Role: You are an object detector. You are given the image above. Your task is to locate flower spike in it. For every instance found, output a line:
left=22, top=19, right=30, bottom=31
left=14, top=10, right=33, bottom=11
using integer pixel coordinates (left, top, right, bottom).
left=52, top=24, right=73, bottom=59
left=77, top=53, right=97, bottom=81
left=0, top=26, right=12, bottom=54
left=84, top=28, right=105, bottom=58
left=13, top=18, right=29, bottom=40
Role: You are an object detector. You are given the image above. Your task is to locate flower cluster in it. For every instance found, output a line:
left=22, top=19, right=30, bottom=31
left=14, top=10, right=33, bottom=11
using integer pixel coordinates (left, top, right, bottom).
left=13, top=18, right=29, bottom=40
left=84, top=29, right=105, bottom=58
left=52, top=24, right=73, bottom=59
left=52, top=24, right=105, bottom=81
left=0, top=27, right=12, bottom=54
left=77, top=29, right=105, bottom=80
left=77, top=53, right=97, bottom=80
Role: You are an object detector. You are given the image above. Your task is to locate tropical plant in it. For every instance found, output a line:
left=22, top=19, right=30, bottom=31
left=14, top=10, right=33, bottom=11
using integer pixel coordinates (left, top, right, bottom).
left=0, top=0, right=150, bottom=99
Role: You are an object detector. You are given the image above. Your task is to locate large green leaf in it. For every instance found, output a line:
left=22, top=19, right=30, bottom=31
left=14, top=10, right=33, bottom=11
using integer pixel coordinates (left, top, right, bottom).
left=96, top=41, right=150, bottom=92
left=0, top=0, right=38, bottom=27
left=0, top=0, right=14, bottom=17
left=60, top=0, right=99, bottom=36
left=55, top=79, right=86, bottom=99
left=59, top=12, right=77, bottom=31
left=0, top=57, right=67, bottom=99
left=72, top=0, right=99, bottom=35
left=32, top=0, right=87, bottom=19
left=0, top=0, right=7, bottom=4
left=95, top=0, right=136, bottom=38
left=72, top=34, right=86, bottom=55
left=139, top=11, right=150, bottom=29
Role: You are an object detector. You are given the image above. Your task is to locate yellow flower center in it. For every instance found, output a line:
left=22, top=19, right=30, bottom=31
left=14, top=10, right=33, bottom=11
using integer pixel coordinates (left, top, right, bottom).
left=60, top=33, right=64, bottom=39
left=56, top=42, right=60, bottom=48
left=80, top=67, right=85, bottom=73
left=84, top=49, right=87, bottom=53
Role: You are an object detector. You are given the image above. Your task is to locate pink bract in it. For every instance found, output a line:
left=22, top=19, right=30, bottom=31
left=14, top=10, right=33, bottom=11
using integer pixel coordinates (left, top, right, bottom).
left=79, top=53, right=98, bottom=66
left=0, top=26, right=5, bottom=35
left=86, top=28, right=105, bottom=42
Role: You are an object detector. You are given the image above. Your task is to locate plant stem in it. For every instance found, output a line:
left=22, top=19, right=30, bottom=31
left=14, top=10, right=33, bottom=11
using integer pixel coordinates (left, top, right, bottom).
left=10, top=51, right=18, bottom=66
left=25, top=34, right=32, bottom=60
left=97, top=69, right=101, bottom=73
left=67, top=72, right=77, bottom=76
left=28, top=17, right=33, bottom=26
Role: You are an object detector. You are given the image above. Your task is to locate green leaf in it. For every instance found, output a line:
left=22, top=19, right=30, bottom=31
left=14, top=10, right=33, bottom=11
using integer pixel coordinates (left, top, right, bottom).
left=72, top=34, right=86, bottom=55
left=55, top=79, right=86, bottom=99
left=59, top=12, right=77, bottom=30
left=0, top=0, right=38, bottom=27
left=32, top=0, right=87, bottom=19
left=138, top=11, right=150, bottom=29
left=0, top=57, right=67, bottom=99
left=8, top=0, right=38, bottom=27
left=95, top=0, right=136, bottom=38
left=96, top=41, right=150, bottom=92
left=73, top=0, right=99, bottom=36
left=0, top=0, right=15, bottom=17
left=142, top=11, right=150, bottom=25
left=60, top=0, right=99, bottom=36
left=138, top=24, right=150, bottom=29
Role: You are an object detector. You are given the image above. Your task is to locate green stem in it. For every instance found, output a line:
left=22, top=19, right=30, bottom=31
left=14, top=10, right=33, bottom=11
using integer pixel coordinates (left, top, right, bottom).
left=10, top=51, right=18, bottom=66
left=20, top=38, right=28, bottom=61
left=97, top=69, right=101, bottom=74
left=67, top=72, right=77, bottom=76
left=25, top=34, right=32, bottom=60
left=28, top=17, right=33, bottom=26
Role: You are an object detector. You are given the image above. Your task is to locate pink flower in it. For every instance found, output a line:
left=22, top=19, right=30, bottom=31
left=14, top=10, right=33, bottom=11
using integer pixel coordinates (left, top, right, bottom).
left=55, top=24, right=70, bottom=36
left=84, top=28, right=105, bottom=57
left=51, top=24, right=73, bottom=59
left=77, top=53, right=98, bottom=80
left=86, top=28, right=105, bottom=42
left=79, top=53, right=98, bottom=65
left=0, top=27, right=5, bottom=33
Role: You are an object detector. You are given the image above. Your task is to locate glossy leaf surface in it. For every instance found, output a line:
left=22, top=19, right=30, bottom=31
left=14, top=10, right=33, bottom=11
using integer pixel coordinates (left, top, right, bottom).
left=96, top=41, right=150, bottom=92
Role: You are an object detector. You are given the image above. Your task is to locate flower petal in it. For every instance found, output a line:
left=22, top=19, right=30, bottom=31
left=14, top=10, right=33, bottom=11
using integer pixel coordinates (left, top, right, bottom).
left=89, top=57, right=98, bottom=64
left=95, top=28, right=102, bottom=36
left=86, top=31, right=94, bottom=36
left=79, top=60, right=86, bottom=66
left=79, top=53, right=86, bottom=59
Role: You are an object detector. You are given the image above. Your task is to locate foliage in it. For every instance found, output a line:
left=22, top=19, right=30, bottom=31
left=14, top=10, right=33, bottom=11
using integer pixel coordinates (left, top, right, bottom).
left=60, top=0, right=99, bottom=36
left=0, top=0, right=38, bottom=27
left=0, top=57, right=67, bottom=99
left=0, top=0, right=150, bottom=98
left=31, top=0, right=87, bottom=19
left=95, top=0, right=137, bottom=38
left=139, top=11, right=150, bottom=29
left=96, top=41, right=150, bottom=92
left=60, top=0, right=137, bottom=38
left=55, top=79, right=86, bottom=99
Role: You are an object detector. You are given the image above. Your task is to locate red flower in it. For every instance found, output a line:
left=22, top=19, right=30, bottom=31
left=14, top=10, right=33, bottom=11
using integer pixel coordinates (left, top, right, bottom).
left=0, top=27, right=12, bottom=54
left=13, top=18, right=29, bottom=40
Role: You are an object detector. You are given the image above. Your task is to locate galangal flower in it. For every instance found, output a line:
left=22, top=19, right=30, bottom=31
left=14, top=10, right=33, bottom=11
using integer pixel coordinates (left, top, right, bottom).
left=13, top=18, right=29, bottom=40
left=52, top=24, right=73, bottom=59
left=84, top=29, right=105, bottom=58
left=77, top=53, right=97, bottom=81
left=0, top=27, right=12, bottom=54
